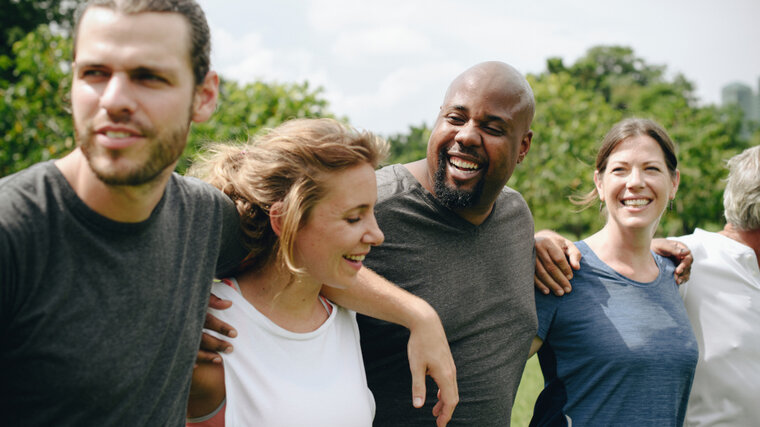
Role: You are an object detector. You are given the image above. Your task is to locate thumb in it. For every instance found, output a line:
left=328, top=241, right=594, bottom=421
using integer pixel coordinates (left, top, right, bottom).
left=410, top=359, right=426, bottom=408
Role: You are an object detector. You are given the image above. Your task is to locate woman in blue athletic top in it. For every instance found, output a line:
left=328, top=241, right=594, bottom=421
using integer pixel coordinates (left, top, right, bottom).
left=529, top=118, right=698, bottom=426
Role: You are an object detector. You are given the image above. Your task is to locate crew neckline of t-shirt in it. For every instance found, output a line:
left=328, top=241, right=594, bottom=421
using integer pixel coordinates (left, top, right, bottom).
left=48, top=161, right=168, bottom=234
left=392, top=163, right=498, bottom=232
left=214, top=277, right=338, bottom=340
left=576, top=240, right=670, bottom=287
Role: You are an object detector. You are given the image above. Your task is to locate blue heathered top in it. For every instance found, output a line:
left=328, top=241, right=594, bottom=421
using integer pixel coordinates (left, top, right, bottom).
left=531, top=241, right=698, bottom=426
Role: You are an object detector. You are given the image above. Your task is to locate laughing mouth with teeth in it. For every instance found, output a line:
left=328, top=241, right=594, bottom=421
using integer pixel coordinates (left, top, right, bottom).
left=450, top=157, right=482, bottom=171
left=343, top=254, right=366, bottom=262
left=622, top=199, right=650, bottom=207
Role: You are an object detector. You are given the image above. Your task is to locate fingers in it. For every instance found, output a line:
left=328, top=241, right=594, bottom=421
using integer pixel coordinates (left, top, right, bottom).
left=534, top=232, right=580, bottom=296
left=534, top=244, right=573, bottom=295
left=196, top=349, right=223, bottom=365
left=534, top=259, right=565, bottom=295
left=204, top=311, right=237, bottom=338
left=651, top=239, right=692, bottom=285
left=431, top=377, right=457, bottom=426
left=566, top=243, right=582, bottom=271
left=406, top=310, right=458, bottom=425
left=199, top=330, right=233, bottom=356
left=208, top=293, right=233, bottom=310
left=675, top=252, right=693, bottom=284
left=432, top=388, right=455, bottom=427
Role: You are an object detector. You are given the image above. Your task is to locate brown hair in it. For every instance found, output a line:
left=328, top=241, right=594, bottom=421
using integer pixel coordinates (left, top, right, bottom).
left=188, top=118, right=389, bottom=275
left=74, top=0, right=211, bottom=85
left=573, top=117, right=678, bottom=209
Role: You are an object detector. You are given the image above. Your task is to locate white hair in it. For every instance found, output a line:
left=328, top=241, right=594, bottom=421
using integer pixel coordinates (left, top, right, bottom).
left=724, top=145, right=760, bottom=230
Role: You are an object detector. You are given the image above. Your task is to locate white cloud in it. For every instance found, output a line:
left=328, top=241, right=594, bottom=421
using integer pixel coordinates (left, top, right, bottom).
left=327, top=61, right=462, bottom=134
left=332, top=27, right=431, bottom=59
left=197, top=0, right=760, bottom=132
left=308, top=0, right=435, bottom=32
left=209, top=25, right=328, bottom=88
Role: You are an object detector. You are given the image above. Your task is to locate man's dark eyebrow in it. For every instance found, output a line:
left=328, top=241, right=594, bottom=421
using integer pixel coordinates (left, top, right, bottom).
left=451, top=105, right=468, bottom=112
left=131, top=66, right=174, bottom=76
left=482, top=114, right=508, bottom=125
left=74, top=61, right=106, bottom=69
left=449, top=106, right=508, bottom=124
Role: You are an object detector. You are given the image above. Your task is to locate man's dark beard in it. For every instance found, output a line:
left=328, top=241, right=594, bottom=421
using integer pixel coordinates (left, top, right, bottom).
left=433, top=153, right=484, bottom=210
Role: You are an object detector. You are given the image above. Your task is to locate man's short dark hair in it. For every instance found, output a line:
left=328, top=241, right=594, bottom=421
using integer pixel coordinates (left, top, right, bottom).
left=73, top=0, right=211, bottom=86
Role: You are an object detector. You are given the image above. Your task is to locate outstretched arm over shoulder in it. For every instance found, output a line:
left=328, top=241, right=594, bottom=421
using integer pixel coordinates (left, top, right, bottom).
left=322, top=267, right=459, bottom=427
left=199, top=267, right=459, bottom=427
left=533, top=230, right=693, bottom=296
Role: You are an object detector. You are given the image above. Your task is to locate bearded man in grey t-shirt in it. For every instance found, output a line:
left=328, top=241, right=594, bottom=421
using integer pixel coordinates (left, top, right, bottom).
left=332, top=61, right=539, bottom=426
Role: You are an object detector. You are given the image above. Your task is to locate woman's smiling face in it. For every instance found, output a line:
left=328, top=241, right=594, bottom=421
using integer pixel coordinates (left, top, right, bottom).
left=595, top=135, right=680, bottom=234
left=293, top=162, right=384, bottom=289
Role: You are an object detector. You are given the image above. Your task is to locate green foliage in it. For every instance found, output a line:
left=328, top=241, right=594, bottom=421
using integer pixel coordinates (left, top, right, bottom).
left=0, top=25, right=74, bottom=177
left=509, top=45, right=751, bottom=238
left=0, top=0, right=81, bottom=83
left=181, top=79, right=335, bottom=173
left=513, top=71, right=621, bottom=238
left=385, top=123, right=430, bottom=165
left=383, top=45, right=751, bottom=238
left=0, top=22, right=335, bottom=177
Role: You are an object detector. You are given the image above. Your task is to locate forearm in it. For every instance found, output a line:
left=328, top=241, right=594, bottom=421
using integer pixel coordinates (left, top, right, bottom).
left=324, top=267, right=458, bottom=422
left=322, top=267, right=437, bottom=329
left=187, top=363, right=225, bottom=419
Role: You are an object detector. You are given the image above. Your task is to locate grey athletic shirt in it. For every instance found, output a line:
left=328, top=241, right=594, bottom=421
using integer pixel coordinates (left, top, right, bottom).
left=0, top=161, right=247, bottom=426
left=358, top=164, right=538, bottom=426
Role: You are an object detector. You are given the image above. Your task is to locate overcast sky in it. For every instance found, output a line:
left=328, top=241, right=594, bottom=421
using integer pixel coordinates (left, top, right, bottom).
left=196, top=0, right=760, bottom=136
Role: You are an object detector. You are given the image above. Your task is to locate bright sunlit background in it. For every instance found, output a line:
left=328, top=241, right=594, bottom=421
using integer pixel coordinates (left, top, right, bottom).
left=198, top=0, right=760, bottom=135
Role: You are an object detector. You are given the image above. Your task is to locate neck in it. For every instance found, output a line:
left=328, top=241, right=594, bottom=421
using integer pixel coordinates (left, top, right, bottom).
left=720, top=223, right=760, bottom=266
left=235, top=262, right=328, bottom=333
left=584, top=224, right=658, bottom=281
left=55, top=149, right=172, bottom=223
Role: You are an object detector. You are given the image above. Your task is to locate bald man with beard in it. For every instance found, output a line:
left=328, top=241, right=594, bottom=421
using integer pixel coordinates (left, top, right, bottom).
left=337, top=61, right=538, bottom=426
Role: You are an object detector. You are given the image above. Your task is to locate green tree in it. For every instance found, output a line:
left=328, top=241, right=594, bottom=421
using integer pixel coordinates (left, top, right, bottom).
left=386, top=123, right=430, bottom=165
left=182, top=79, right=335, bottom=172
left=0, top=0, right=81, bottom=83
left=512, top=46, right=750, bottom=238
left=0, top=25, right=336, bottom=177
left=512, top=70, right=621, bottom=238
left=382, top=46, right=752, bottom=238
left=0, top=25, right=73, bottom=177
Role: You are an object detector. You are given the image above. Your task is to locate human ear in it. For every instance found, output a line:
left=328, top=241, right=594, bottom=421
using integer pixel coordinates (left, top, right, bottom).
left=593, top=170, right=604, bottom=202
left=517, top=130, right=533, bottom=164
left=191, top=71, right=219, bottom=123
left=670, top=169, right=681, bottom=199
left=269, top=201, right=284, bottom=237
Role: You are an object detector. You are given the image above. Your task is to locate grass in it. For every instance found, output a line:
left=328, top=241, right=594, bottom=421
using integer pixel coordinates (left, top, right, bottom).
left=510, top=355, right=544, bottom=426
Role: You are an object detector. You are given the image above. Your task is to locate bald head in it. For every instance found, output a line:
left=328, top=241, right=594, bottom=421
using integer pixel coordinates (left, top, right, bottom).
left=443, top=61, right=535, bottom=131
left=418, top=61, right=535, bottom=224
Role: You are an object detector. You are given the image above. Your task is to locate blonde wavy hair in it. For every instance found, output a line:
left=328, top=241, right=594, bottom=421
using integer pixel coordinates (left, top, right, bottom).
left=188, top=118, right=389, bottom=276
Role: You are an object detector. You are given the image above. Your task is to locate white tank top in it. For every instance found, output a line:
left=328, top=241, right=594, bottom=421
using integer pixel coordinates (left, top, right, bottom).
left=207, top=279, right=375, bottom=426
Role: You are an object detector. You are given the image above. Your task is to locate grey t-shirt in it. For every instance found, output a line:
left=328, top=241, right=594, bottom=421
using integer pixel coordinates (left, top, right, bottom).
left=358, top=164, right=537, bottom=426
left=0, top=161, right=247, bottom=426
